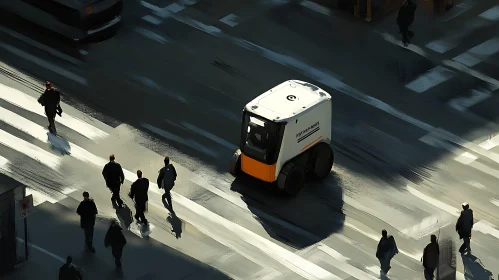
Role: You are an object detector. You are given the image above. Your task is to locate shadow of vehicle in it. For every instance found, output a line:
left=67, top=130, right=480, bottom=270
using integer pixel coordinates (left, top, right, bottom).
left=230, top=170, right=344, bottom=249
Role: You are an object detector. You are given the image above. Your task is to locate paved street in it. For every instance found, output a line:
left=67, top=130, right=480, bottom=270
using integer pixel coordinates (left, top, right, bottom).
left=1, top=0, right=499, bottom=279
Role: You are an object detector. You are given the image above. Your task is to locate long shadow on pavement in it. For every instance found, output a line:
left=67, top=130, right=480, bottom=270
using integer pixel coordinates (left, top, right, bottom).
left=231, top=171, right=345, bottom=249
left=17, top=199, right=232, bottom=280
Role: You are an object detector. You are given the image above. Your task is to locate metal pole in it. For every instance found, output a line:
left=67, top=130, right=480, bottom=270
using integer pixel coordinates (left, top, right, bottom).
left=22, top=187, right=28, bottom=261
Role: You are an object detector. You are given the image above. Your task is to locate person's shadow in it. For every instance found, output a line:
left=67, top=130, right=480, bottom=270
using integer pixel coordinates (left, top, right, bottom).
left=167, top=212, right=182, bottom=239
left=47, top=132, right=71, bottom=155
left=461, top=253, right=493, bottom=279
left=115, top=204, right=133, bottom=230
left=161, top=193, right=174, bottom=213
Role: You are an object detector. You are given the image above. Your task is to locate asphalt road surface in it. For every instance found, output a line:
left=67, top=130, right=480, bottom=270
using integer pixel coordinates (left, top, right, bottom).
left=1, top=0, right=499, bottom=279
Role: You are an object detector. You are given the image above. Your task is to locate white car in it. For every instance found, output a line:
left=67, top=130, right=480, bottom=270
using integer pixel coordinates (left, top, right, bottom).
left=0, top=0, right=123, bottom=41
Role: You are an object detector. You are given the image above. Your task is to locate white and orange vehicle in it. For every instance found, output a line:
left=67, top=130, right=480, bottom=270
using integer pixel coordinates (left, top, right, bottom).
left=229, top=80, right=334, bottom=195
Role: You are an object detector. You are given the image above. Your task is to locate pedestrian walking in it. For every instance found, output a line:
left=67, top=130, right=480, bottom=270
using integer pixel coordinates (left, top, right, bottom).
left=376, top=229, right=398, bottom=275
left=102, top=154, right=125, bottom=208
left=59, top=256, right=82, bottom=280
left=456, top=202, right=474, bottom=254
left=76, top=191, right=97, bottom=253
left=397, top=0, right=417, bottom=46
left=104, top=219, right=127, bottom=268
left=37, top=81, right=62, bottom=134
left=129, top=170, right=149, bottom=225
left=157, top=156, right=177, bottom=212
left=422, top=234, right=440, bottom=280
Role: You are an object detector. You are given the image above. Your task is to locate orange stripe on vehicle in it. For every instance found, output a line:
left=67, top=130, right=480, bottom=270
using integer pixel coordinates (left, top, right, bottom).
left=241, top=153, right=276, bottom=183
left=300, top=136, right=322, bottom=152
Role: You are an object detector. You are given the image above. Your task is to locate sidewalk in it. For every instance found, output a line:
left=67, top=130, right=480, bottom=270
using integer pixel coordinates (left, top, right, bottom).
left=4, top=197, right=232, bottom=280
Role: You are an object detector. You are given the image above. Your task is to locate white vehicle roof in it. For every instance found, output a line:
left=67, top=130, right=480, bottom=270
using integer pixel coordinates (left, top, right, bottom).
left=245, top=80, right=331, bottom=122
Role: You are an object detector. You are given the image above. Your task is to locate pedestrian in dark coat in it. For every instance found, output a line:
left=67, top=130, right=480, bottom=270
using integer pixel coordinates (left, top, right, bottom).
left=157, top=156, right=177, bottom=212
left=105, top=219, right=127, bottom=268
left=129, top=170, right=149, bottom=225
left=59, top=256, right=82, bottom=280
left=397, top=0, right=417, bottom=46
left=102, top=154, right=125, bottom=208
left=37, top=81, right=62, bottom=134
left=376, top=229, right=398, bottom=275
left=456, top=202, right=473, bottom=253
left=76, top=191, right=97, bottom=253
left=422, top=234, right=440, bottom=280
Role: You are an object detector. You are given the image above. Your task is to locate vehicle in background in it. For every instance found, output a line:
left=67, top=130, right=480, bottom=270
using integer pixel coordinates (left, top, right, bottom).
left=230, top=80, right=334, bottom=196
left=0, top=0, right=123, bottom=41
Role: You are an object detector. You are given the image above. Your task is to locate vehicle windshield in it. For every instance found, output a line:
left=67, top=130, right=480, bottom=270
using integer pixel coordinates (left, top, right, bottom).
left=240, top=112, right=284, bottom=164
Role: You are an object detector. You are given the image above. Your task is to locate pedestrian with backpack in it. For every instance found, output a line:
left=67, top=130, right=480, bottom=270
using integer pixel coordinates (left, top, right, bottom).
left=157, top=156, right=177, bottom=212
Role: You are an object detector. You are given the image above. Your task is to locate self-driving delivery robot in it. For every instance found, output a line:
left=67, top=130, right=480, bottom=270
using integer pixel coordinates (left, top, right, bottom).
left=229, top=80, right=334, bottom=195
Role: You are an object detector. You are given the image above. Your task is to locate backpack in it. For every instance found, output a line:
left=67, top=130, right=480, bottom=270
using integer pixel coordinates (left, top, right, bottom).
left=161, top=164, right=177, bottom=191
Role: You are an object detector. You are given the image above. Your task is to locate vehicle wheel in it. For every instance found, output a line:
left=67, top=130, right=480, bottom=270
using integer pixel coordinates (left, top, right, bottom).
left=277, top=162, right=305, bottom=196
left=309, top=143, right=334, bottom=179
left=229, top=149, right=242, bottom=177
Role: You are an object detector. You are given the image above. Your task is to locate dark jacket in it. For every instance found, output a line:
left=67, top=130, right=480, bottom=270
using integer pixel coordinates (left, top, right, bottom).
left=76, top=199, right=98, bottom=229
left=59, top=263, right=82, bottom=280
left=397, top=0, right=417, bottom=27
left=423, top=241, right=439, bottom=268
left=130, top=177, right=149, bottom=203
left=102, top=161, right=124, bottom=187
left=157, top=164, right=177, bottom=191
left=38, top=89, right=61, bottom=115
left=376, top=235, right=398, bottom=259
left=105, top=223, right=127, bottom=249
left=456, top=209, right=474, bottom=238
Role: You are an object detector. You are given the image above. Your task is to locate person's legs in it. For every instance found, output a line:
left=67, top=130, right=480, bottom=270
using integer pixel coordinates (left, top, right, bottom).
left=112, top=247, right=123, bottom=267
left=399, top=25, right=409, bottom=45
left=84, top=227, right=95, bottom=251
left=111, top=186, right=123, bottom=207
left=165, top=191, right=173, bottom=211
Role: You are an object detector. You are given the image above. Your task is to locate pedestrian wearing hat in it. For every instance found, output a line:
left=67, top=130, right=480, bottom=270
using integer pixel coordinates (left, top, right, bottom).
left=456, top=202, right=473, bottom=253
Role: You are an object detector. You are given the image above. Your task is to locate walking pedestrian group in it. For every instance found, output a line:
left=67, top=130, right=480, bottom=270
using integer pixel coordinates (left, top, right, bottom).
left=57, top=154, right=178, bottom=279
left=376, top=202, right=474, bottom=279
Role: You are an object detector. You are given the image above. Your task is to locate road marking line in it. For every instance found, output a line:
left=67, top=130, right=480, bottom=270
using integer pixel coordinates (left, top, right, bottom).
left=426, top=5, right=499, bottom=54
left=405, top=66, right=456, bottom=93
left=166, top=3, right=185, bottom=13
left=448, top=87, right=494, bottom=112
left=490, top=199, right=499, bottom=207
left=453, top=37, right=499, bottom=67
left=130, top=75, right=188, bottom=103
left=0, top=128, right=61, bottom=169
left=0, top=26, right=83, bottom=66
left=317, top=244, right=378, bottom=280
left=300, top=0, right=332, bottom=16
left=473, top=220, right=499, bottom=240
left=377, top=31, right=499, bottom=88
left=142, top=15, right=163, bottom=25
left=439, top=0, right=474, bottom=22
left=0, top=83, right=108, bottom=141
left=0, top=43, right=87, bottom=85
left=406, top=186, right=460, bottom=217
left=220, top=13, right=239, bottom=27
left=479, top=5, right=499, bottom=21
left=16, top=238, right=86, bottom=272
left=135, top=27, right=168, bottom=44
left=232, top=38, right=435, bottom=132
left=141, top=123, right=219, bottom=157
left=181, top=121, right=238, bottom=150
left=400, top=215, right=451, bottom=240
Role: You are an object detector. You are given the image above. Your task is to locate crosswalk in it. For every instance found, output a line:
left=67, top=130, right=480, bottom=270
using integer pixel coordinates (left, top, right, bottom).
left=2, top=1, right=499, bottom=278
left=1, top=66, right=499, bottom=279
